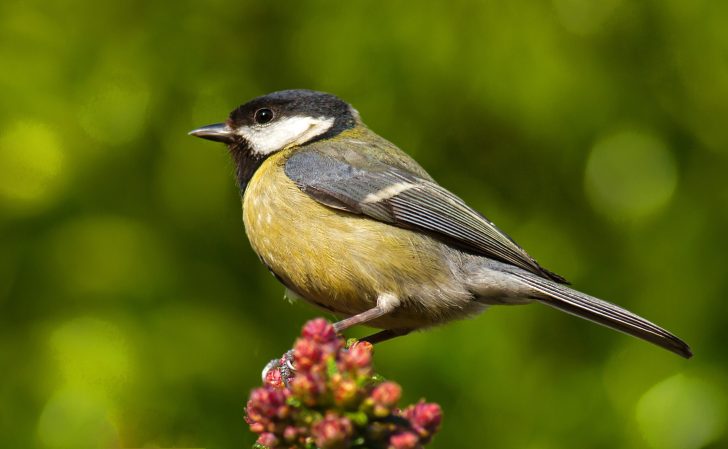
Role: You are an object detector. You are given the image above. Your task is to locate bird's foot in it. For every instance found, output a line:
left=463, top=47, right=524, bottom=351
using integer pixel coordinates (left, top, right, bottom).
left=261, top=349, right=296, bottom=387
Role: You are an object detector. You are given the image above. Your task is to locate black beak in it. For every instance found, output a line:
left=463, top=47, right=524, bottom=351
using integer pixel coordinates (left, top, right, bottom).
left=188, top=123, right=235, bottom=144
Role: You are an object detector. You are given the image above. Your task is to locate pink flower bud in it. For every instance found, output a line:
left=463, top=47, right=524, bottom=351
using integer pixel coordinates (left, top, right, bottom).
left=293, top=338, right=324, bottom=371
left=246, top=386, right=290, bottom=427
left=339, top=341, right=373, bottom=373
left=311, top=413, right=353, bottom=449
left=264, top=366, right=284, bottom=389
left=247, top=421, right=265, bottom=433
left=372, top=381, right=401, bottom=408
left=301, top=318, right=337, bottom=343
left=333, top=378, right=360, bottom=407
left=283, top=425, right=299, bottom=442
left=290, top=373, right=324, bottom=405
left=404, top=402, right=442, bottom=441
left=389, top=431, right=420, bottom=449
left=256, top=432, right=278, bottom=448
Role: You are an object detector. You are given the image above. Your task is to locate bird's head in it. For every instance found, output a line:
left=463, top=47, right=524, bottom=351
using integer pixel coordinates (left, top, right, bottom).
left=189, top=89, right=358, bottom=190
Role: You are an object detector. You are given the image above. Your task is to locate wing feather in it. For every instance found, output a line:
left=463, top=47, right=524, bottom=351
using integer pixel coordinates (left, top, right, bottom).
left=285, top=147, right=567, bottom=283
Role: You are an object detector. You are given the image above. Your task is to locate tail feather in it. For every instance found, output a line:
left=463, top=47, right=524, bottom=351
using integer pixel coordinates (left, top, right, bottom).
left=510, top=271, right=692, bottom=359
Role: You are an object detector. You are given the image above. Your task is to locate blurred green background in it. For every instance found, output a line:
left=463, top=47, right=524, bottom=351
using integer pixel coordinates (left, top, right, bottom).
left=1, top=0, right=727, bottom=448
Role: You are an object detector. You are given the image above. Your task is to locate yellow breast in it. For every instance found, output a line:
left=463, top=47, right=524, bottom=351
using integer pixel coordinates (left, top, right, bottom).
left=242, top=148, right=455, bottom=326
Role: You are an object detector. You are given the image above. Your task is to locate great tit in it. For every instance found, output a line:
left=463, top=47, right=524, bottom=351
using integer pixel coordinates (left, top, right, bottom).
left=189, top=89, right=691, bottom=358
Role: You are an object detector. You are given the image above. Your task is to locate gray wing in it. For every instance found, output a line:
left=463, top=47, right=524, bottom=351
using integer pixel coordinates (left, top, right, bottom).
left=285, top=148, right=567, bottom=283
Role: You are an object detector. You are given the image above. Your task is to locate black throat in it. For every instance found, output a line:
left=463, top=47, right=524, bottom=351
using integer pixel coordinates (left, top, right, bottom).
left=228, top=138, right=265, bottom=194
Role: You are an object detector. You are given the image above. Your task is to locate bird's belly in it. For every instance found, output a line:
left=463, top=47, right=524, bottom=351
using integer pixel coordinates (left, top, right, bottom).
left=242, top=152, right=479, bottom=329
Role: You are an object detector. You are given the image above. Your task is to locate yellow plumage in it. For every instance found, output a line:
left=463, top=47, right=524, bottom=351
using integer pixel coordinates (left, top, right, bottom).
left=243, top=144, right=476, bottom=329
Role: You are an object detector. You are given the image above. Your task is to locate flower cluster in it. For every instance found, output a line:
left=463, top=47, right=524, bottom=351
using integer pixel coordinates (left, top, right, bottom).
left=245, top=318, right=442, bottom=449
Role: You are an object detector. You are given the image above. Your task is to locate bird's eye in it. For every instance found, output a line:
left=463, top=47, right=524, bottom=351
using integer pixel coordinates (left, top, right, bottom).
left=254, top=108, right=274, bottom=124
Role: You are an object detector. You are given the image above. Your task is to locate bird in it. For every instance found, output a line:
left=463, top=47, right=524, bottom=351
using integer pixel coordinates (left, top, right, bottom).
left=189, top=89, right=691, bottom=359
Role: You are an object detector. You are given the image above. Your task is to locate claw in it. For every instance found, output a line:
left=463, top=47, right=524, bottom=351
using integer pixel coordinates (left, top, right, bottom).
left=279, top=349, right=295, bottom=386
left=261, top=349, right=296, bottom=387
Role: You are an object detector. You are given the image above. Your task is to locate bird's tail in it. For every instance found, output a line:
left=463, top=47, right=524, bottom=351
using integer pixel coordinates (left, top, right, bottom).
left=508, top=270, right=692, bottom=359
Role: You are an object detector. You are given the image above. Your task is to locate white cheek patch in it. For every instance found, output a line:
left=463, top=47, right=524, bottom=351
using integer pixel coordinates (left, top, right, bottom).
left=236, top=116, right=335, bottom=155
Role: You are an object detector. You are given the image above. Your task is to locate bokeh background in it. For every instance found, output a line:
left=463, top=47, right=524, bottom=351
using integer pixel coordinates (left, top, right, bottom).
left=1, top=0, right=727, bottom=448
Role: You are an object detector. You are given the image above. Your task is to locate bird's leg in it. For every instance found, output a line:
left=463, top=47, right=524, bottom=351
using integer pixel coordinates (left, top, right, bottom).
left=333, top=293, right=400, bottom=333
left=360, top=328, right=411, bottom=344
left=263, top=294, right=401, bottom=385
